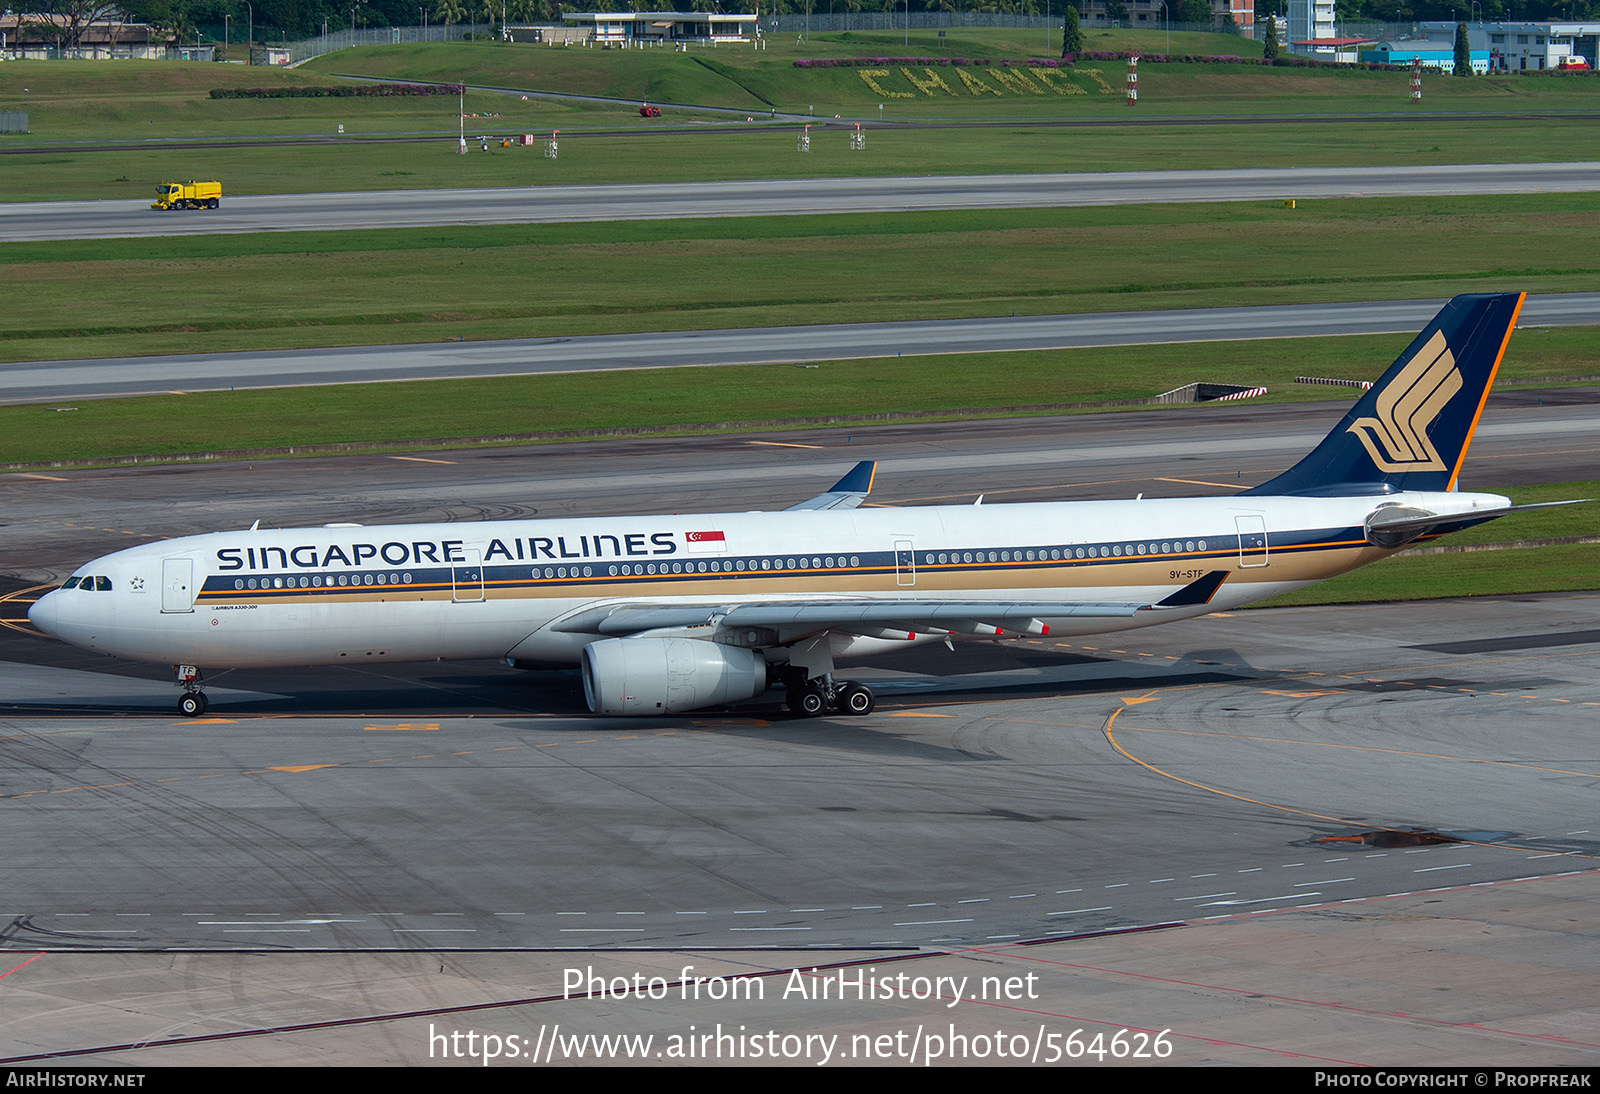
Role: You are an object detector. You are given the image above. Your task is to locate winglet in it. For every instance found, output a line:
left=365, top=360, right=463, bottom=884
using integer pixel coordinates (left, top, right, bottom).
left=829, top=460, right=876, bottom=495
left=785, top=460, right=878, bottom=511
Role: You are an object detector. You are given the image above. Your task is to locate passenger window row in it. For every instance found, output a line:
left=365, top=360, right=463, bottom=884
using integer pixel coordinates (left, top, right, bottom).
left=608, top=556, right=863, bottom=577
left=233, top=573, right=411, bottom=590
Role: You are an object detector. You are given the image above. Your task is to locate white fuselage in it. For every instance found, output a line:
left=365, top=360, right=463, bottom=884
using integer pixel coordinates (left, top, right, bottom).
left=29, top=489, right=1509, bottom=671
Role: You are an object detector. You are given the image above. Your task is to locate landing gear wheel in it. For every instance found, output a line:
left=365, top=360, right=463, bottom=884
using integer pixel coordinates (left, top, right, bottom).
left=178, top=692, right=208, bottom=717
left=837, top=682, right=875, bottom=715
left=787, top=683, right=828, bottom=717
left=798, top=686, right=827, bottom=717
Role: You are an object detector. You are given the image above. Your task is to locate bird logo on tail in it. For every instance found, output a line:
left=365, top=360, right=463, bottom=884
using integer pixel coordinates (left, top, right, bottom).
left=1346, top=330, right=1463, bottom=473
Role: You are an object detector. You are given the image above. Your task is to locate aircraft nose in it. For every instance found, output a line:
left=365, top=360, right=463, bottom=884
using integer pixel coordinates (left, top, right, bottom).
left=27, top=589, right=59, bottom=636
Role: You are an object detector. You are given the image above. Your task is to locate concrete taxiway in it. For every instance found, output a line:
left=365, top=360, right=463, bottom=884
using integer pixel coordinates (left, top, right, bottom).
left=1, top=408, right=1596, bottom=1064
left=4, top=590, right=1599, bottom=951
left=2, top=592, right=1597, bottom=1064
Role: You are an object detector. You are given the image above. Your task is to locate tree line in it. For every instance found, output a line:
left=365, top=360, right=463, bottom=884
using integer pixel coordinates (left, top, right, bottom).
left=34, top=0, right=1598, bottom=50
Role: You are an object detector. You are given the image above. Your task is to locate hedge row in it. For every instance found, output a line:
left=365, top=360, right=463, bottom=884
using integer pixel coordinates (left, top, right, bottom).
left=796, top=51, right=1413, bottom=72
left=209, top=83, right=465, bottom=99
left=1069, top=49, right=1407, bottom=70
left=794, top=56, right=1075, bottom=68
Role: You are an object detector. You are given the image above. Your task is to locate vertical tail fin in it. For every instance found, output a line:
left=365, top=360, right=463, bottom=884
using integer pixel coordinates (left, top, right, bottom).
left=1244, top=293, right=1525, bottom=497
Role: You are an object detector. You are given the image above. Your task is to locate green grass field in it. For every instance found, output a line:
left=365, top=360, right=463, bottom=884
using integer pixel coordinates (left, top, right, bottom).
left=12, top=113, right=1600, bottom=202
left=1245, top=542, right=1599, bottom=607
left=14, top=25, right=1588, bottom=143
left=4, top=197, right=1598, bottom=362
left=3, top=29, right=1598, bottom=201
left=306, top=33, right=1600, bottom=119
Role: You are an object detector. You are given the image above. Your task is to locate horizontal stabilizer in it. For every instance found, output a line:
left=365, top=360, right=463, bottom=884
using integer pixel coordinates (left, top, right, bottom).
left=1366, top=499, right=1591, bottom=548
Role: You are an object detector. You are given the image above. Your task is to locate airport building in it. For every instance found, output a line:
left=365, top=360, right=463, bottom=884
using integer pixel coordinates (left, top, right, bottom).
left=557, top=12, right=759, bottom=45
left=1364, top=35, right=1487, bottom=72
left=1362, top=22, right=1596, bottom=72
left=1419, top=21, right=1598, bottom=72
left=1285, top=0, right=1335, bottom=54
left=0, top=13, right=169, bottom=59
left=1078, top=0, right=1255, bottom=34
left=1290, top=35, right=1373, bottom=62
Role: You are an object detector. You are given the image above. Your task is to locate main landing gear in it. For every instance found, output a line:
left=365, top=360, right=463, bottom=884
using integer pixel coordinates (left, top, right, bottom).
left=175, top=664, right=208, bottom=717
left=783, top=672, right=875, bottom=718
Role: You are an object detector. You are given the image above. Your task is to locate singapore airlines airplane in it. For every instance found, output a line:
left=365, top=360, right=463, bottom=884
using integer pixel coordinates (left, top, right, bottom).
left=30, top=293, right=1547, bottom=719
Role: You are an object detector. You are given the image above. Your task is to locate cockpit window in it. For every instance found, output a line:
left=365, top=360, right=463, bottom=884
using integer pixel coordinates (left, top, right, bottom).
left=61, top=576, right=81, bottom=589
left=95, top=576, right=112, bottom=591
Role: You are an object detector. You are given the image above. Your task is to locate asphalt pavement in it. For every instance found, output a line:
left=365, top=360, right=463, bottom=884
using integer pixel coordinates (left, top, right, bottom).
left=7, top=162, right=1600, bottom=241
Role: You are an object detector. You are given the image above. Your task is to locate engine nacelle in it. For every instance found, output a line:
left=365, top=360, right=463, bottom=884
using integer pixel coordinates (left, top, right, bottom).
left=581, top=637, right=768, bottom=715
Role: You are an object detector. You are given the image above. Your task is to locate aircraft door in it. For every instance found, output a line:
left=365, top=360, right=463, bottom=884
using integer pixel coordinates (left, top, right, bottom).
left=1234, top=514, right=1269, bottom=568
left=452, top=549, right=484, bottom=602
left=161, top=557, right=196, bottom=613
left=894, top=539, right=916, bottom=587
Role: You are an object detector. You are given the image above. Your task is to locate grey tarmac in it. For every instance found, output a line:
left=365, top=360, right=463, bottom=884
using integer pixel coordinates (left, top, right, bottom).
left=2, top=592, right=1597, bottom=1065
left=6, top=162, right=1600, bottom=242
left=4, top=293, right=1597, bottom=405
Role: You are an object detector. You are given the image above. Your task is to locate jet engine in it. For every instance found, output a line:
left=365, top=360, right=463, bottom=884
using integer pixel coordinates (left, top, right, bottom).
left=581, top=637, right=768, bottom=715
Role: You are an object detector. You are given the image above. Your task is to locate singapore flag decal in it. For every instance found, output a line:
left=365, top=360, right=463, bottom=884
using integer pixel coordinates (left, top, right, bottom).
left=685, top=530, right=728, bottom=554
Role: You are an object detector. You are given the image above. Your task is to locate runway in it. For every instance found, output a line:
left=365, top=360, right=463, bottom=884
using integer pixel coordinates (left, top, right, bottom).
left=6, top=162, right=1600, bottom=242
left=6, top=293, right=1598, bottom=405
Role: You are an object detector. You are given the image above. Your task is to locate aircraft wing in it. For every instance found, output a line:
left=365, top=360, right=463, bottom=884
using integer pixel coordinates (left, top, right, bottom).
left=554, top=570, right=1230, bottom=638
left=784, top=460, right=877, bottom=511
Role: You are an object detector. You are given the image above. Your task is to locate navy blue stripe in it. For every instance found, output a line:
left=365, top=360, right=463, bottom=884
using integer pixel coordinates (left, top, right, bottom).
left=197, top=526, right=1371, bottom=601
